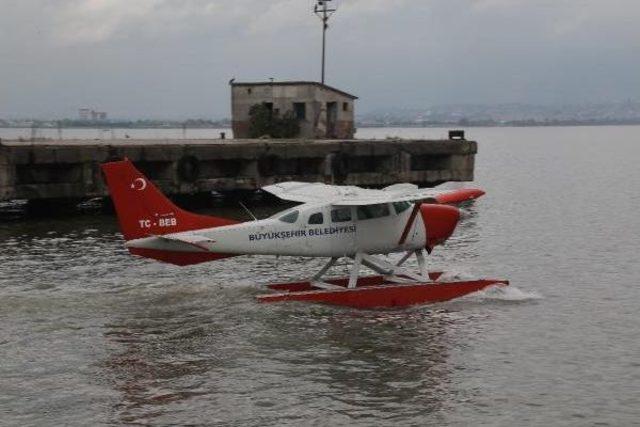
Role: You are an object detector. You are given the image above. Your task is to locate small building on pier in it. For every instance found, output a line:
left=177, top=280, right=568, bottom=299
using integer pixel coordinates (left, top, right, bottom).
left=230, top=81, right=357, bottom=139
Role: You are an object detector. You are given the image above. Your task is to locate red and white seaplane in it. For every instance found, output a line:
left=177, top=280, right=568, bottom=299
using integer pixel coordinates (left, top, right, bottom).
left=101, top=159, right=508, bottom=309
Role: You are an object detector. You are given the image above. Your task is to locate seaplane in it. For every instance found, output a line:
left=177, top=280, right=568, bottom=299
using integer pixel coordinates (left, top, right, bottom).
left=101, top=159, right=508, bottom=309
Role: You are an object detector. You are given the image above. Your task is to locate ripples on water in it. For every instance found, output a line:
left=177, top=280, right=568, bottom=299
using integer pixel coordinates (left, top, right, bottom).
left=1, top=126, right=640, bottom=425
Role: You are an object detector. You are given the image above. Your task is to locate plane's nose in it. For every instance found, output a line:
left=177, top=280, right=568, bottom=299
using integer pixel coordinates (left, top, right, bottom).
left=420, top=204, right=460, bottom=253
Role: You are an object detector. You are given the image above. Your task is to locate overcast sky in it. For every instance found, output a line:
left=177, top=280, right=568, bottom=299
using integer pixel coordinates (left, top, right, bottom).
left=1, top=0, right=639, bottom=119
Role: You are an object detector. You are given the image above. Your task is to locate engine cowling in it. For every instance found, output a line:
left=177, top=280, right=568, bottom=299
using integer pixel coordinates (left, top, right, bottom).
left=419, top=204, right=460, bottom=253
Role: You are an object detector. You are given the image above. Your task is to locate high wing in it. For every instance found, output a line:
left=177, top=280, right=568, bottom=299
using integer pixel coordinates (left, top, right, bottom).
left=261, top=181, right=484, bottom=206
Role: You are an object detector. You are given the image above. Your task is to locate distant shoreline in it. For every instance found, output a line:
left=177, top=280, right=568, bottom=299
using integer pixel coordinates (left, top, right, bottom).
left=2, top=121, right=640, bottom=130
left=357, top=118, right=640, bottom=128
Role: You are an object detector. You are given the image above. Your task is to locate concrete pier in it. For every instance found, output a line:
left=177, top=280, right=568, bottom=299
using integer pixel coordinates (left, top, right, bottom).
left=0, top=138, right=477, bottom=203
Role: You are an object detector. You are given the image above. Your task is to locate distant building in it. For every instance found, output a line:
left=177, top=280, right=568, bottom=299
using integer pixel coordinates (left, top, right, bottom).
left=79, top=109, right=107, bottom=121
left=91, top=111, right=107, bottom=121
left=79, top=108, right=91, bottom=120
left=231, top=81, right=357, bottom=139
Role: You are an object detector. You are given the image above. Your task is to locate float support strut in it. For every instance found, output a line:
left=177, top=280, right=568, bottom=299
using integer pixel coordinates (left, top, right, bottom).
left=348, top=253, right=363, bottom=288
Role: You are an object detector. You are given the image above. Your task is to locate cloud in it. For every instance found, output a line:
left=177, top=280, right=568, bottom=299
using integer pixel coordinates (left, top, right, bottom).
left=48, top=0, right=228, bottom=46
left=1, top=0, right=639, bottom=117
left=45, top=0, right=318, bottom=46
left=42, top=0, right=420, bottom=46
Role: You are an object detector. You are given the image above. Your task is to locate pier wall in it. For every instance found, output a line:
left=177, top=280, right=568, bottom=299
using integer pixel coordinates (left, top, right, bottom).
left=0, top=138, right=476, bottom=202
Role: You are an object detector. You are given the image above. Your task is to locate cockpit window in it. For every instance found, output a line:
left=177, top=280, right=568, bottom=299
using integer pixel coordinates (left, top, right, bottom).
left=356, top=203, right=390, bottom=220
left=331, top=207, right=352, bottom=223
left=278, top=210, right=299, bottom=223
left=308, top=212, right=324, bottom=224
left=393, top=201, right=412, bottom=214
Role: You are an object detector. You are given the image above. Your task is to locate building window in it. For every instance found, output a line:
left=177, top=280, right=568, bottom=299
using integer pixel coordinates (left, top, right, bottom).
left=293, top=102, right=306, bottom=120
left=343, top=102, right=349, bottom=112
left=247, top=88, right=252, bottom=94
left=308, top=212, right=324, bottom=224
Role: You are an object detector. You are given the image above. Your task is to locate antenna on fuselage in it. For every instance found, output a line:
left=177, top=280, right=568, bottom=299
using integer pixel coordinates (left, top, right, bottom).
left=239, top=201, right=258, bottom=221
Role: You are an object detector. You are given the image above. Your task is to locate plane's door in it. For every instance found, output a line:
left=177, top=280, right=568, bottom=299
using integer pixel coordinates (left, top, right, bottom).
left=354, top=203, right=401, bottom=253
left=326, top=206, right=357, bottom=257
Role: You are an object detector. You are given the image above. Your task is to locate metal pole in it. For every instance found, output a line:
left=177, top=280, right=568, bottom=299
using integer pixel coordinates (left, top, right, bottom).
left=315, top=1, right=335, bottom=85
left=321, top=13, right=326, bottom=84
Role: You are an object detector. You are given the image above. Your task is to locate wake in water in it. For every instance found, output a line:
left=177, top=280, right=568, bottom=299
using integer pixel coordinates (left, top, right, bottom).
left=463, top=284, right=542, bottom=302
left=435, top=269, right=542, bottom=302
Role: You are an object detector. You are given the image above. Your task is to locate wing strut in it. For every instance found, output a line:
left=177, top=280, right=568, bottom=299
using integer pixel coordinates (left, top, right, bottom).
left=398, top=203, right=422, bottom=245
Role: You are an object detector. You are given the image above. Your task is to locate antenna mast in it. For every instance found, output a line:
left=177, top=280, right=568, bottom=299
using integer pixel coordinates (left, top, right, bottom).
left=314, top=0, right=336, bottom=85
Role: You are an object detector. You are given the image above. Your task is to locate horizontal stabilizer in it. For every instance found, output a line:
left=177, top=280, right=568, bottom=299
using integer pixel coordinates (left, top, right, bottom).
left=128, top=248, right=235, bottom=266
left=149, top=233, right=216, bottom=251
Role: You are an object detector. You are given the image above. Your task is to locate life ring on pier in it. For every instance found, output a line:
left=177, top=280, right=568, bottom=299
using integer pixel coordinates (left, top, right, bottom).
left=177, top=155, right=200, bottom=183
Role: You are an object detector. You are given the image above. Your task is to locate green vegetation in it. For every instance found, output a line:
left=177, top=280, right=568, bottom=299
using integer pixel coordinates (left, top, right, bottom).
left=248, top=103, right=300, bottom=138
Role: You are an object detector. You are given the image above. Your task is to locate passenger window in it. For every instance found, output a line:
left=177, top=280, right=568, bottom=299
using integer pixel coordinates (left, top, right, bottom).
left=331, top=207, right=352, bottom=222
left=393, top=201, right=412, bottom=214
left=308, top=212, right=324, bottom=224
left=357, top=203, right=390, bottom=220
left=278, top=210, right=299, bottom=223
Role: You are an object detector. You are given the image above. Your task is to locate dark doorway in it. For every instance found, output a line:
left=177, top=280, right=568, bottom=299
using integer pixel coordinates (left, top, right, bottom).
left=293, top=102, right=306, bottom=120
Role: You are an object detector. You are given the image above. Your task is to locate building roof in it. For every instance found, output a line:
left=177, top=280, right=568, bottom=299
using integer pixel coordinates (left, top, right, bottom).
left=231, top=81, right=358, bottom=100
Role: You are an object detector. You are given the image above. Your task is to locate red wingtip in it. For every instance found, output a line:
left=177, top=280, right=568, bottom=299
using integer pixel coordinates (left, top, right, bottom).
left=435, top=188, right=485, bottom=205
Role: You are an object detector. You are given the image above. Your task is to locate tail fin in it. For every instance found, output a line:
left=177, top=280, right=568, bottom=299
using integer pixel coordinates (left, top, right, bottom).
left=101, top=159, right=238, bottom=241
